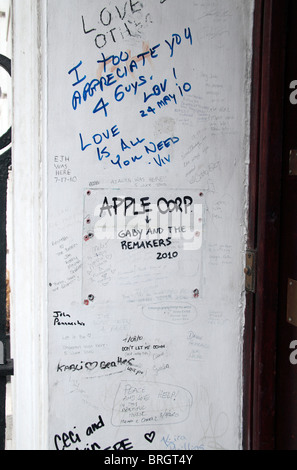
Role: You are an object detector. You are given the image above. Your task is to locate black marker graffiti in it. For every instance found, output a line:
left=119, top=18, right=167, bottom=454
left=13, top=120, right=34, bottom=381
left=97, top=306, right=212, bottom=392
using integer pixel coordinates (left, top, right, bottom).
left=144, top=431, right=156, bottom=443
left=81, top=0, right=168, bottom=50
left=56, top=356, right=135, bottom=373
left=98, top=195, right=193, bottom=217
left=82, top=1, right=144, bottom=50
left=53, top=311, right=86, bottom=327
left=54, top=415, right=134, bottom=451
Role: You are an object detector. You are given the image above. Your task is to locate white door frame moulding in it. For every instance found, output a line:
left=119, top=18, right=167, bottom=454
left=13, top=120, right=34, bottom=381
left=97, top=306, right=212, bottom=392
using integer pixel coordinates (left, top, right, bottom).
left=11, top=0, right=48, bottom=450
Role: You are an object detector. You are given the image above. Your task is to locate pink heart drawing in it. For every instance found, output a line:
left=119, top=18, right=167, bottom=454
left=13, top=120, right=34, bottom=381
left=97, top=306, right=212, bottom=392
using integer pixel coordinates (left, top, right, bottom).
left=144, top=431, right=156, bottom=444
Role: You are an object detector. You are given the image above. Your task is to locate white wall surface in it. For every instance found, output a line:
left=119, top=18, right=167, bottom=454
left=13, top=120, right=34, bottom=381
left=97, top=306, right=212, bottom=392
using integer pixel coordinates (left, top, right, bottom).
left=12, top=0, right=254, bottom=450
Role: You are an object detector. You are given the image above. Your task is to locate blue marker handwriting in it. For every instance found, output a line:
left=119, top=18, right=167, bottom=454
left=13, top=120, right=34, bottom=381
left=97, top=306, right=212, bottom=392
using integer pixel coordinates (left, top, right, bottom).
left=161, top=434, right=204, bottom=451
left=165, top=28, right=193, bottom=58
left=79, top=125, right=180, bottom=170
left=67, top=28, right=193, bottom=118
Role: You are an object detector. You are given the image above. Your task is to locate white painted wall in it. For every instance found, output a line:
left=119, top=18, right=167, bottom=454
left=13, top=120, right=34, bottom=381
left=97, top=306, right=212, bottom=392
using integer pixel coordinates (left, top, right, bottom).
left=11, top=0, right=254, bottom=450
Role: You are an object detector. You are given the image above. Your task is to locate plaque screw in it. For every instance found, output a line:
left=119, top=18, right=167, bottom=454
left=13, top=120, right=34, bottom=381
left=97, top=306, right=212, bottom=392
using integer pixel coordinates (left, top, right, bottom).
left=193, top=289, right=199, bottom=298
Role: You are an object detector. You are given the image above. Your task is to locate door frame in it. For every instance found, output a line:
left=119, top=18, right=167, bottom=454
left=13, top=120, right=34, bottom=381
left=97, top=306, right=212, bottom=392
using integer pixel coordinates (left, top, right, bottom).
left=243, top=0, right=289, bottom=451
left=11, top=0, right=49, bottom=450
left=10, top=0, right=289, bottom=451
